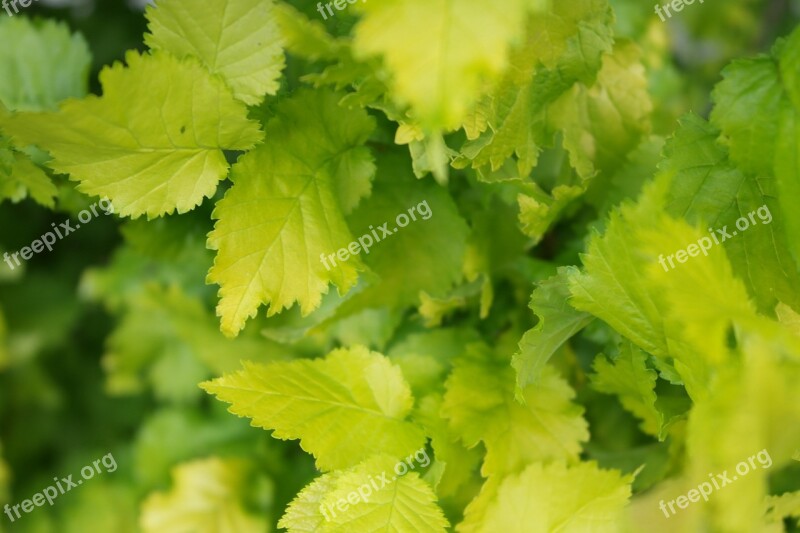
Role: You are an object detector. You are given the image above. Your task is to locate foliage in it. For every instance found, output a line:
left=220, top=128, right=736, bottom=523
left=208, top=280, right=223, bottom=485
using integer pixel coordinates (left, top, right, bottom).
left=1, top=0, right=800, bottom=532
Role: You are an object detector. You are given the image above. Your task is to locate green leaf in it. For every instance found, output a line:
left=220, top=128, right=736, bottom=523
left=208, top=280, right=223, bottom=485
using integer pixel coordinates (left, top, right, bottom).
left=780, top=28, right=800, bottom=111
left=325, top=456, right=448, bottom=533
left=332, top=152, right=469, bottom=317
left=569, top=178, right=760, bottom=398
left=324, top=308, right=403, bottom=352
left=512, top=268, right=594, bottom=390
left=775, top=102, right=800, bottom=266
left=460, top=0, right=615, bottom=176
left=462, top=190, right=532, bottom=316
left=405, top=131, right=456, bottom=185
left=662, top=113, right=800, bottom=314
left=685, top=336, right=800, bottom=531
left=634, top=204, right=761, bottom=389
left=568, top=191, right=670, bottom=361
left=590, top=342, right=664, bottom=438
left=708, top=29, right=800, bottom=271
left=280, top=455, right=449, bottom=533
left=278, top=470, right=342, bottom=533
left=145, top=0, right=285, bottom=105
left=140, top=457, right=270, bottom=533
left=517, top=184, right=584, bottom=243
left=352, top=0, right=540, bottom=129
left=775, top=28, right=800, bottom=266
left=133, top=407, right=260, bottom=489
left=418, top=289, right=469, bottom=328
left=413, top=393, right=482, bottom=498
left=0, top=143, right=57, bottom=207
left=765, top=491, right=800, bottom=524
left=103, top=284, right=280, bottom=403
left=710, top=55, right=786, bottom=177
left=583, top=135, right=664, bottom=216
left=443, top=345, right=588, bottom=477
left=327, top=144, right=377, bottom=215
left=0, top=17, right=91, bottom=111
left=463, top=462, right=631, bottom=532
left=388, top=328, right=481, bottom=396
left=81, top=236, right=212, bottom=313
left=0, top=17, right=86, bottom=205
left=201, top=346, right=425, bottom=471
left=550, top=40, right=651, bottom=179
left=207, top=89, right=375, bottom=336
left=776, top=301, right=800, bottom=335
left=2, top=50, right=263, bottom=219
left=274, top=2, right=341, bottom=60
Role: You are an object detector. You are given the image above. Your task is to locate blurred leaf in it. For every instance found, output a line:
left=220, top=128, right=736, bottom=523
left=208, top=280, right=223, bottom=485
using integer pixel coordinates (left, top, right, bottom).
left=461, top=462, right=631, bottom=533
left=141, top=457, right=271, bottom=533
left=0, top=17, right=90, bottom=111
left=352, top=0, right=543, bottom=130
left=103, top=284, right=281, bottom=403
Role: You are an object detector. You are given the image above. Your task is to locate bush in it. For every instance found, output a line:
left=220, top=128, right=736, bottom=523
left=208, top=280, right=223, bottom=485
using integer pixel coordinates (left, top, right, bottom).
left=1, top=1, right=800, bottom=531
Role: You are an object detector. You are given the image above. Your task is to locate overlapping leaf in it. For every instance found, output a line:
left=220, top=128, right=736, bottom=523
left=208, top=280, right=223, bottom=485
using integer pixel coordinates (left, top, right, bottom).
left=0, top=138, right=57, bottom=207
left=459, top=0, right=616, bottom=176
left=466, top=462, right=631, bottom=532
left=145, top=0, right=285, bottom=105
left=0, top=17, right=90, bottom=111
left=709, top=28, right=800, bottom=274
left=567, top=188, right=671, bottom=361
left=512, top=268, right=594, bottom=390
left=590, top=342, right=664, bottom=438
left=207, top=89, right=375, bottom=336
left=443, top=345, right=588, bottom=477
left=2, top=51, right=263, bottom=219
left=202, top=346, right=425, bottom=471
left=330, top=152, right=469, bottom=318
left=281, top=455, right=449, bottom=533
left=0, top=18, right=90, bottom=206
left=660, top=114, right=800, bottom=313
